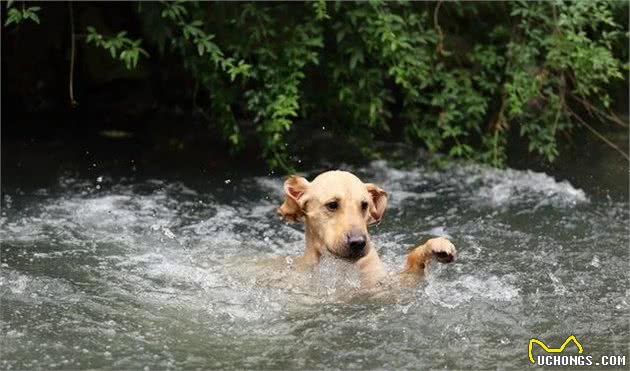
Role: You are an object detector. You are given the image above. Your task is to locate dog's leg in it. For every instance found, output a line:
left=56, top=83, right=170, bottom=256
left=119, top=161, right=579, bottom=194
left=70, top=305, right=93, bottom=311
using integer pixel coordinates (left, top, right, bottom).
left=399, top=237, right=456, bottom=286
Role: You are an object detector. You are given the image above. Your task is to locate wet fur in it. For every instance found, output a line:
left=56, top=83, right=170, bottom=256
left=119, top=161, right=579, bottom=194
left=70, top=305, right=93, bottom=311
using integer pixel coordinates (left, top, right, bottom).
left=277, top=170, right=456, bottom=288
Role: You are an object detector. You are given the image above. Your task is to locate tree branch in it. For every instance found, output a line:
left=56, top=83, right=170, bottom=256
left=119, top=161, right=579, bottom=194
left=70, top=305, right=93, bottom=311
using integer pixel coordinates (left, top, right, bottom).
left=567, top=109, right=629, bottom=162
left=569, top=93, right=628, bottom=128
left=68, top=1, right=77, bottom=106
left=433, top=1, right=445, bottom=56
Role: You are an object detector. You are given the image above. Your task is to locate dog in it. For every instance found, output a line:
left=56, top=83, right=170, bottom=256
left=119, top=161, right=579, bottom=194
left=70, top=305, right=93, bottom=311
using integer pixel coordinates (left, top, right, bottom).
left=278, top=170, right=457, bottom=288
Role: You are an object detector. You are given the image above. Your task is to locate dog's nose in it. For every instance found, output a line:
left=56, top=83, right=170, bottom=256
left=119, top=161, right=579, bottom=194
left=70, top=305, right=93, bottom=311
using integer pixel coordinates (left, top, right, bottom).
left=347, top=234, right=366, bottom=251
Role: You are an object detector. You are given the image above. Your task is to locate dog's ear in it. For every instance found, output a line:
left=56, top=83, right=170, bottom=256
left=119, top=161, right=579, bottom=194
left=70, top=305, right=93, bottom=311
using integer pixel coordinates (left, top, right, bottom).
left=278, top=176, right=310, bottom=222
left=365, top=183, right=387, bottom=225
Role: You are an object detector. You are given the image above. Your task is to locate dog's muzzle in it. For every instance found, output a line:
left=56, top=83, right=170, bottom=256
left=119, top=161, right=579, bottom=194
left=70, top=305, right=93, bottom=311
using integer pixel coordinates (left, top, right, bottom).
left=347, top=234, right=366, bottom=251
left=344, top=232, right=367, bottom=260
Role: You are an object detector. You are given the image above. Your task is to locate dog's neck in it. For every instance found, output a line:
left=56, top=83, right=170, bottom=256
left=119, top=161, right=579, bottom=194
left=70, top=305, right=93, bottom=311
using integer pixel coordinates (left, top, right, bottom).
left=355, top=247, right=388, bottom=287
left=301, top=224, right=325, bottom=266
left=301, top=225, right=322, bottom=266
left=302, top=224, right=388, bottom=287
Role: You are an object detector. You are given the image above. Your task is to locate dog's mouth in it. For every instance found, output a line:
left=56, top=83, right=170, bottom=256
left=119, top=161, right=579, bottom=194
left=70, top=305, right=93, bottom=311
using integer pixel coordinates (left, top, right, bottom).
left=325, top=246, right=365, bottom=262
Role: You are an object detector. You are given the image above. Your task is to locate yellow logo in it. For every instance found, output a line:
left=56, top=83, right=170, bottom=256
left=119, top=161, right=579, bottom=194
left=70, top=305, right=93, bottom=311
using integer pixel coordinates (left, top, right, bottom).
left=528, top=335, right=584, bottom=363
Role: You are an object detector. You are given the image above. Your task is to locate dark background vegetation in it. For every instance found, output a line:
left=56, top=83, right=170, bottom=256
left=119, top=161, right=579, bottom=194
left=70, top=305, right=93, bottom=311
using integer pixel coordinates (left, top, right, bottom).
left=2, top=1, right=628, bottom=178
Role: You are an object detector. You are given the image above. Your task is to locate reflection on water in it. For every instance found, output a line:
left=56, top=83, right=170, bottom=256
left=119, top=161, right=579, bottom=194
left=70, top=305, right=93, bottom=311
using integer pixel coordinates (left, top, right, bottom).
left=1, top=160, right=628, bottom=369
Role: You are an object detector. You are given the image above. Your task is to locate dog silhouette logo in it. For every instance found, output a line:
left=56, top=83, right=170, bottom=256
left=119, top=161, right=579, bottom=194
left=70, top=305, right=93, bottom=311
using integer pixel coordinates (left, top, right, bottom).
left=528, top=335, right=584, bottom=363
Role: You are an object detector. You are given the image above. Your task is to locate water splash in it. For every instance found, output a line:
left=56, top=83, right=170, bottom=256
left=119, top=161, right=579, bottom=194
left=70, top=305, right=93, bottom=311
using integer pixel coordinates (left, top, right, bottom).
left=0, top=160, right=627, bottom=370
left=424, top=275, right=520, bottom=308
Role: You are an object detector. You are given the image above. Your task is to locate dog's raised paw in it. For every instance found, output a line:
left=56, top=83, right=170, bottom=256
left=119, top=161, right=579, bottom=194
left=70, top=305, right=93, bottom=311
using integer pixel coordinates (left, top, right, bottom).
left=434, top=251, right=454, bottom=263
left=427, top=237, right=457, bottom=264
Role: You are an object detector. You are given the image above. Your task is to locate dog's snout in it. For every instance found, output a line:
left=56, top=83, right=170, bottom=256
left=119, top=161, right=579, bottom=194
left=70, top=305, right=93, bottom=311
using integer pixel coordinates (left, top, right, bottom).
left=347, top=234, right=366, bottom=251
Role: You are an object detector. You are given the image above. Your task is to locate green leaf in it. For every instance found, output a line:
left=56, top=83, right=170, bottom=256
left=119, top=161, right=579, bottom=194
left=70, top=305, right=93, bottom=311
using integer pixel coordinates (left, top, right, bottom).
left=25, top=9, right=40, bottom=24
left=4, top=8, right=22, bottom=26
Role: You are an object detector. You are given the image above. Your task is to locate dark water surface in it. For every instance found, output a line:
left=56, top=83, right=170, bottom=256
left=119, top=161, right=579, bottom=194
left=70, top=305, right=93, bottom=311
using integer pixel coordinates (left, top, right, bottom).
left=1, top=139, right=629, bottom=369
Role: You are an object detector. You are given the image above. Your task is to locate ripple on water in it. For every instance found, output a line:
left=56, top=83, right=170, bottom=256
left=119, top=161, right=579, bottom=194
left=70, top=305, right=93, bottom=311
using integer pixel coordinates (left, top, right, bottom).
left=0, top=160, right=627, bottom=369
left=424, top=274, right=520, bottom=309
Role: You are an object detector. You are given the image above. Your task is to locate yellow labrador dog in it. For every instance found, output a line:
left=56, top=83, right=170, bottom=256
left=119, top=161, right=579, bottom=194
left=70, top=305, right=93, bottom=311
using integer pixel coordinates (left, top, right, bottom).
left=277, top=170, right=456, bottom=288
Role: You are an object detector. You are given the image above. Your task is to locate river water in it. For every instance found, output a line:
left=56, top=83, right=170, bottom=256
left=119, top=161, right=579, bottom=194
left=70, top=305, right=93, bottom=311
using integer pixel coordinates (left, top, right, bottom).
left=1, top=156, right=628, bottom=369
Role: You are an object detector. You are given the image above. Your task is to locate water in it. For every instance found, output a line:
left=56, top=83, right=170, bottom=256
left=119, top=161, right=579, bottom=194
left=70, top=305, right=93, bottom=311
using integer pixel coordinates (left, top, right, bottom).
left=1, top=159, right=628, bottom=369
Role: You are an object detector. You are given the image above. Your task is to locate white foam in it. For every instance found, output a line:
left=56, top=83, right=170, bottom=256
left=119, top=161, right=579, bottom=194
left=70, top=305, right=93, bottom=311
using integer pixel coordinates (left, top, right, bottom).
left=364, top=161, right=588, bottom=207
left=470, top=166, right=588, bottom=206
left=0, top=161, right=625, bottom=370
left=1, top=270, right=76, bottom=304
left=424, top=275, right=520, bottom=308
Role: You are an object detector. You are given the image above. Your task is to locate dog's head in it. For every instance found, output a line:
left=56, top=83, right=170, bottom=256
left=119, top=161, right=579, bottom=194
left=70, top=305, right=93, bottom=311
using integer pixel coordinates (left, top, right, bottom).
left=278, top=170, right=387, bottom=260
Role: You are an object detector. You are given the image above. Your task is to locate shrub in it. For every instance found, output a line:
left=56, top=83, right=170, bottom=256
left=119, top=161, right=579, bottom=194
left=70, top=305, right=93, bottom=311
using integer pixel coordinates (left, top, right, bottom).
left=5, top=1, right=628, bottom=169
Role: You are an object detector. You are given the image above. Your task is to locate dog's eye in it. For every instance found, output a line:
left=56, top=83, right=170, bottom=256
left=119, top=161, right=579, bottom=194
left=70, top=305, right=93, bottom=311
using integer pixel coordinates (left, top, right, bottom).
left=361, top=201, right=369, bottom=211
left=326, top=201, right=339, bottom=211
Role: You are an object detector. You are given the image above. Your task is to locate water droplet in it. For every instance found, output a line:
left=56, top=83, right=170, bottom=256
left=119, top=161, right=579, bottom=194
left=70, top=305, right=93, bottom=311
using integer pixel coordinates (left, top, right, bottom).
left=96, top=176, right=103, bottom=183
left=590, top=255, right=601, bottom=268
left=162, top=227, right=176, bottom=239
